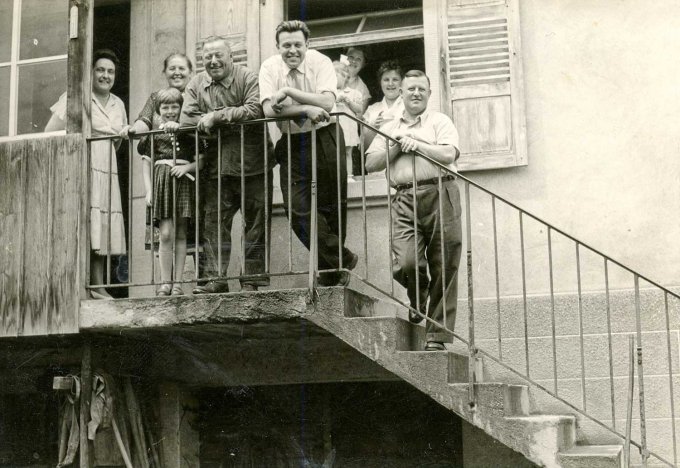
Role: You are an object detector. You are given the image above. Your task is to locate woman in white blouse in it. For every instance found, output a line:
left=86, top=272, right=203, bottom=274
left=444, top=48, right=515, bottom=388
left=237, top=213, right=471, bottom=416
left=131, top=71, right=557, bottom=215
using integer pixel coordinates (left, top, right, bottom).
left=46, top=49, right=130, bottom=299
left=362, top=60, right=405, bottom=150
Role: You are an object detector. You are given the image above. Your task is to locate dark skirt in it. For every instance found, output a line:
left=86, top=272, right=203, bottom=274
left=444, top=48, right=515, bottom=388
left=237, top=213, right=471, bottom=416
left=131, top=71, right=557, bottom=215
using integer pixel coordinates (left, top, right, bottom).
left=152, top=164, right=194, bottom=221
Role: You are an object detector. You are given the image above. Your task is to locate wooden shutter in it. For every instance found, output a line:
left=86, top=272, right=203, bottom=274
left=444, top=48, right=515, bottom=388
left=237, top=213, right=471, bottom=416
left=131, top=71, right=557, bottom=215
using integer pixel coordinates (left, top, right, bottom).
left=447, top=0, right=527, bottom=170
left=186, top=0, right=260, bottom=72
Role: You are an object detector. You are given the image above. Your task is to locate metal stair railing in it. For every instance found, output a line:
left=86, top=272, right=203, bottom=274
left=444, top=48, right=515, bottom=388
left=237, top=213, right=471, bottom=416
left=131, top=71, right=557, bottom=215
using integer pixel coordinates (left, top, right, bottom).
left=86, top=112, right=677, bottom=467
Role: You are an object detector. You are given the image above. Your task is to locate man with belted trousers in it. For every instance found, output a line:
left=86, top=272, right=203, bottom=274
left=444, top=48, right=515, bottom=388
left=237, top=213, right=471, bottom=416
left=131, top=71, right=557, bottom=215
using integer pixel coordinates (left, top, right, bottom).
left=365, top=70, right=462, bottom=351
left=181, top=36, right=272, bottom=293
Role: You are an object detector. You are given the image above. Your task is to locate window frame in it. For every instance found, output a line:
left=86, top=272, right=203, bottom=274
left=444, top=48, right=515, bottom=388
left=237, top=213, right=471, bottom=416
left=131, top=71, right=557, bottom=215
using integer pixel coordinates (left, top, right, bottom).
left=0, top=0, right=68, bottom=141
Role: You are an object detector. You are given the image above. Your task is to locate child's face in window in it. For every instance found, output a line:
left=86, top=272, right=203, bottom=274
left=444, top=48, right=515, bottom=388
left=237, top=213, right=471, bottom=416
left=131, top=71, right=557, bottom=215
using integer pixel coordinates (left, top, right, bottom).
left=335, top=65, right=348, bottom=89
left=159, top=102, right=181, bottom=123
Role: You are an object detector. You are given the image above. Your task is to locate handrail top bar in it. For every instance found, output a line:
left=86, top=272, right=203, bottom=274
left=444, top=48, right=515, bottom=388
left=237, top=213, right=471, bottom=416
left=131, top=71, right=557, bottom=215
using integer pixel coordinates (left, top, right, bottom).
left=85, top=112, right=680, bottom=302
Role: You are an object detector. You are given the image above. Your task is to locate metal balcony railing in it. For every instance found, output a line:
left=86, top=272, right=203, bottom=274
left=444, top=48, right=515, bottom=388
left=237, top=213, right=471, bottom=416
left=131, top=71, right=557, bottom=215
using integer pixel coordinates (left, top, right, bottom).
left=87, top=112, right=678, bottom=467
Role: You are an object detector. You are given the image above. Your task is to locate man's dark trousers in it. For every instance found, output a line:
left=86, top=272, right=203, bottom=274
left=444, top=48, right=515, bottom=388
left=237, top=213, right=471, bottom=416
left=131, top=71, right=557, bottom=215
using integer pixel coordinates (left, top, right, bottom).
left=391, top=179, right=462, bottom=342
left=275, top=123, right=355, bottom=282
left=201, top=171, right=273, bottom=287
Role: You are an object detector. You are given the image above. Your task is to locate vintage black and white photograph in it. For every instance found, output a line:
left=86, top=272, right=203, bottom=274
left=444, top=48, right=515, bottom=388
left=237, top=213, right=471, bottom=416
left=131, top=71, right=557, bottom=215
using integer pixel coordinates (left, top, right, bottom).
left=0, top=0, right=678, bottom=466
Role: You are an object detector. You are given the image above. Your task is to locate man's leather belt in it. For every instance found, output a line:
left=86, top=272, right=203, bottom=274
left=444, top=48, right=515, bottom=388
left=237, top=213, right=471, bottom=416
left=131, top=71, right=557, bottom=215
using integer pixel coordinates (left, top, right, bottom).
left=393, top=175, right=455, bottom=192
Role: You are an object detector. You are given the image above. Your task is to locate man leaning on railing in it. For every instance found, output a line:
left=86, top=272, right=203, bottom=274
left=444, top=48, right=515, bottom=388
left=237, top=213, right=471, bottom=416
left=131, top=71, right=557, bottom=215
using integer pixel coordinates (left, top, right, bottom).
left=180, top=36, right=273, bottom=293
left=259, top=20, right=358, bottom=286
left=365, top=70, right=462, bottom=352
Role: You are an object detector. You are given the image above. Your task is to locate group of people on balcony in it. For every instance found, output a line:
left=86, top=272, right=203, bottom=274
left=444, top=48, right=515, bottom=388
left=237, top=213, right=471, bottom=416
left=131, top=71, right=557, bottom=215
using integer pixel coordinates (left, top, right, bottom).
left=45, top=20, right=462, bottom=351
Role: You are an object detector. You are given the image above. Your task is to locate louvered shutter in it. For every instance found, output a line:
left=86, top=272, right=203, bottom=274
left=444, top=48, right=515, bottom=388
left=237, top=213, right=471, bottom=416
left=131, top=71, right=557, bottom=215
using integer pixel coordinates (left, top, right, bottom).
left=447, top=0, right=527, bottom=170
left=187, top=0, right=260, bottom=73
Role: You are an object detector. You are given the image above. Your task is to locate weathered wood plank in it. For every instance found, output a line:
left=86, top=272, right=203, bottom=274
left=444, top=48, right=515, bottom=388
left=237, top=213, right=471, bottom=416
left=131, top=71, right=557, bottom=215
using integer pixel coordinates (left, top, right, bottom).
left=0, top=141, right=24, bottom=336
left=67, top=0, right=93, bottom=134
left=20, top=139, right=52, bottom=335
left=49, top=136, right=82, bottom=334
left=0, top=135, right=82, bottom=337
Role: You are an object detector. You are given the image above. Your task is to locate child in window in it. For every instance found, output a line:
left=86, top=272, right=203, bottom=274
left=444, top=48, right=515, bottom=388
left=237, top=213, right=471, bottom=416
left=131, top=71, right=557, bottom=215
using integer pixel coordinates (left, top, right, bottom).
left=135, top=87, right=204, bottom=296
left=333, top=59, right=363, bottom=179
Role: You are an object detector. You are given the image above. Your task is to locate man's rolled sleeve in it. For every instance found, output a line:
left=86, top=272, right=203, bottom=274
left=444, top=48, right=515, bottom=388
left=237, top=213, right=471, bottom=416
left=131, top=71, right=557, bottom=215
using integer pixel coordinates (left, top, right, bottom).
left=434, top=115, right=460, bottom=151
left=180, top=77, right=203, bottom=127
left=258, top=61, right=277, bottom=105
left=315, top=57, right=338, bottom=99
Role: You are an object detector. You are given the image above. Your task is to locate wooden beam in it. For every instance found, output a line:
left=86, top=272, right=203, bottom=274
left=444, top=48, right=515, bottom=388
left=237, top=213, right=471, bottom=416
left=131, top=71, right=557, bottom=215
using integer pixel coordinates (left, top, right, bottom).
left=149, top=334, right=397, bottom=387
left=66, top=0, right=93, bottom=134
left=309, top=26, right=425, bottom=51
left=159, top=382, right=199, bottom=468
left=79, top=340, right=92, bottom=468
left=79, top=288, right=344, bottom=330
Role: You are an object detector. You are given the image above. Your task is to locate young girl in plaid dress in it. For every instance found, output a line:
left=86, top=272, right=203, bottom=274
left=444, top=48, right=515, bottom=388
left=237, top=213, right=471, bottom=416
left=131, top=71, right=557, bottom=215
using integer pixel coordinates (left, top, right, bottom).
left=137, top=88, right=204, bottom=296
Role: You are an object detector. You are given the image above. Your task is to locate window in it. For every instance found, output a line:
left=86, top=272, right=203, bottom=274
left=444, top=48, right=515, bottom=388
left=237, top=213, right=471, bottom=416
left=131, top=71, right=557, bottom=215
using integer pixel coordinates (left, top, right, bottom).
left=0, top=0, right=68, bottom=137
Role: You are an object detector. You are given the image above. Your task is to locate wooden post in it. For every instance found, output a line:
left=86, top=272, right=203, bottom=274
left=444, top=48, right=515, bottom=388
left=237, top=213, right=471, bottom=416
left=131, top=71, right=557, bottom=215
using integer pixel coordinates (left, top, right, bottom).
left=68, top=0, right=93, bottom=302
left=67, top=0, right=93, bottom=134
left=159, top=382, right=199, bottom=468
left=79, top=340, right=93, bottom=468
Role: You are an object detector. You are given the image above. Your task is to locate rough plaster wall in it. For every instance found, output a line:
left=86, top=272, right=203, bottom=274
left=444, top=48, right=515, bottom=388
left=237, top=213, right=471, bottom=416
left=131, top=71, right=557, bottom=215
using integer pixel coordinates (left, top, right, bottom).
left=463, top=0, right=680, bottom=296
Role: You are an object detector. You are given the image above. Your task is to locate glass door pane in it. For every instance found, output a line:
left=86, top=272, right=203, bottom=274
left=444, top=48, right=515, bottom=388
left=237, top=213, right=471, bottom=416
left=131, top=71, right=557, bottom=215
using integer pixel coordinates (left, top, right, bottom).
left=0, top=1, right=13, bottom=63
left=17, top=60, right=67, bottom=135
left=20, top=0, right=68, bottom=60
left=0, top=67, right=9, bottom=136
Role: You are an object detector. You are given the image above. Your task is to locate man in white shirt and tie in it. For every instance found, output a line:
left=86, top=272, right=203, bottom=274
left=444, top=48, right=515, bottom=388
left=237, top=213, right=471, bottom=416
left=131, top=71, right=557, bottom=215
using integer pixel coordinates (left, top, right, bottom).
left=259, top=20, right=357, bottom=286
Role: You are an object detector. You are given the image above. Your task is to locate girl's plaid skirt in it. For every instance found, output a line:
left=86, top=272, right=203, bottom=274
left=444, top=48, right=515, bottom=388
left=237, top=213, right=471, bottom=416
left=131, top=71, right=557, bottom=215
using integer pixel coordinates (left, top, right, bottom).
left=152, top=164, right=194, bottom=220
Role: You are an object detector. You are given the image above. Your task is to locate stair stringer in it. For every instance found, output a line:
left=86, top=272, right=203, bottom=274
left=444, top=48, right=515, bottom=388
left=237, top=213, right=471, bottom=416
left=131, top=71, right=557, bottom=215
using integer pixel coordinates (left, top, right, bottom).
left=304, top=303, right=576, bottom=468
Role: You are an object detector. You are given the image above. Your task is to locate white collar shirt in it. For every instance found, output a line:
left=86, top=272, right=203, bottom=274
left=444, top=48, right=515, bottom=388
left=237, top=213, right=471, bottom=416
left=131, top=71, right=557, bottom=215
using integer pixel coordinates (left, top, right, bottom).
left=259, top=49, right=337, bottom=134
left=367, top=109, right=459, bottom=185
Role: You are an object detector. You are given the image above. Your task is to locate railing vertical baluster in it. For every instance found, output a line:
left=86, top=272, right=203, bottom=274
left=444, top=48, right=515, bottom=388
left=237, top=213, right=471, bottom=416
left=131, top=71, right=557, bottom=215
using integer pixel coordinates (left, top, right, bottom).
left=107, top=141, right=113, bottom=285
left=309, top=127, right=318, bottom=291
left=548, top=227, right=557, bottom=395
left=625, top=334, right=635, bottom=468
left=240, top=125, right=246, bottom=277
left=287, top=130, right=293, bottom=272
left=412, top=156, right=420, bottom=318
left=519, top=212, right=529, bottom=377
left=360, top=125, right=368, bottom=278
left=172, top=133, right=177, bottom=283
left=576, top=243, right=586, bottom=411
left=194, top=129, right=200, bottom=281
left=127, top=137, right=133, bottom=287
left=634, top=274, right=649, bottom=467
left=663, top=292, right=678, bottom=466
left=465, top=181, right=476, bottom=409
left=492, top=196, right=501, bottom=360
left=86, top=140, right=92, bottom=292
left=437, top=169, right=446, bottom=333
left=150, top=135, right=155, bottom=285
left=336, top=123, right=343, bottom=270
left=384, top=136, right=394, bottom=297
left=604, top=259, right=616, bottom=428
left=217, top=129, right=222, bottom=280
left=263, top=123, right=269, bottom=275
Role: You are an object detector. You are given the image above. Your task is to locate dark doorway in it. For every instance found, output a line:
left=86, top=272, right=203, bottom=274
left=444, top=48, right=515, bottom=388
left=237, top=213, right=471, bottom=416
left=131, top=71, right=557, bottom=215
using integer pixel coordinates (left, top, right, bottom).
left=198, top=381, right=464, bottom=467
left=94, top=0, right=131, bottom=295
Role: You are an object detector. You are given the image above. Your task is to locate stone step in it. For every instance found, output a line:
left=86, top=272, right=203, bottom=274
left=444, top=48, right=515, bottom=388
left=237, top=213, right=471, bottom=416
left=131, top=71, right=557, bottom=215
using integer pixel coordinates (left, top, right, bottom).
left=503, top=414, right=577, bottom=456
left=558, top=445, right=623, bottom=468
left=344, top=289, right=402, bottom=318
left=449, top=382, right=531, bottom=417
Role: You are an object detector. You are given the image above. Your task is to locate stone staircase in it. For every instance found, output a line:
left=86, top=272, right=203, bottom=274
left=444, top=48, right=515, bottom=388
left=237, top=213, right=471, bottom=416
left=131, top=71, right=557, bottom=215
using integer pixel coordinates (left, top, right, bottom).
left=305, top=288, right=625, bottom=468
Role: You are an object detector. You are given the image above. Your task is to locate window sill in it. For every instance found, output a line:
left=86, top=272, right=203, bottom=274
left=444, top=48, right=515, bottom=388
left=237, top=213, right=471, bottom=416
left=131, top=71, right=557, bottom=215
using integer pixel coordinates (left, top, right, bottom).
left=0, top=130, right=67, bottom=143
